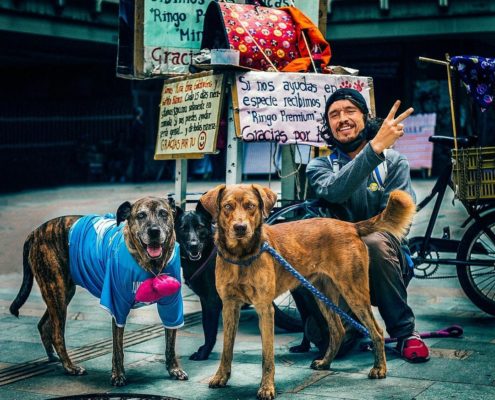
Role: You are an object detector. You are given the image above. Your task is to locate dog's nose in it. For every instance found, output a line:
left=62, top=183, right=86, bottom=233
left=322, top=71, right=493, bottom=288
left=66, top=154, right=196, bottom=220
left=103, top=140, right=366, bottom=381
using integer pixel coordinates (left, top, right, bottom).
left=148, top=226, right=161, bottom=238
left=233, top=223, right=247, bottom=236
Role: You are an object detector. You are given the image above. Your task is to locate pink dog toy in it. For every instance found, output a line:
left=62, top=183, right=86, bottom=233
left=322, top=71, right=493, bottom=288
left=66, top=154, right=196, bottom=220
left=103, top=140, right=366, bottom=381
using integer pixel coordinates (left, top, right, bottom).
left=135, top=275, right=181, bottom=303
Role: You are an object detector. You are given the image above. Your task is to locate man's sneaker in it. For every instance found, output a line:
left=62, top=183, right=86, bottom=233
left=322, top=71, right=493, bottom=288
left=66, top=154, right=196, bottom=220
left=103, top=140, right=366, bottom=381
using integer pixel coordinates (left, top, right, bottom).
left=397, top=332, right=430, bottom=363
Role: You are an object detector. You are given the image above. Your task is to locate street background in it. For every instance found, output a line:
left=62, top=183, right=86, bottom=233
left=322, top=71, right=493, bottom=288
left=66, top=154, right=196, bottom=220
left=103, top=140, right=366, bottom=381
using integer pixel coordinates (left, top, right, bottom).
left=0, top=179, right=494, bottom=399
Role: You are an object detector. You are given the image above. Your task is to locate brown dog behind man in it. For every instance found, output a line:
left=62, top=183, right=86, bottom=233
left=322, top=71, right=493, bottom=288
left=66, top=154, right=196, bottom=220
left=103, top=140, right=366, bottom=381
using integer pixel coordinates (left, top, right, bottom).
left=200, top=184, right=415, bottom=400
left=10, top=196, right=188, bottom=386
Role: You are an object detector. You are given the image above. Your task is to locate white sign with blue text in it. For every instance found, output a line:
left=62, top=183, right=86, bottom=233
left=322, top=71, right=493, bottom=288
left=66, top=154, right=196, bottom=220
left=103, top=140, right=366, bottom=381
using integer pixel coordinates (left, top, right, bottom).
left=234, top=71, right=374, bottom=146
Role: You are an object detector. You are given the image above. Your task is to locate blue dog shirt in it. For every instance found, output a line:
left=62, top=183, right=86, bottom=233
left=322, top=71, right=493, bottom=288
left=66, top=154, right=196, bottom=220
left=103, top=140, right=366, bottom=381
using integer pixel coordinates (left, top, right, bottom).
left=68, top=215, right=183, bottom=329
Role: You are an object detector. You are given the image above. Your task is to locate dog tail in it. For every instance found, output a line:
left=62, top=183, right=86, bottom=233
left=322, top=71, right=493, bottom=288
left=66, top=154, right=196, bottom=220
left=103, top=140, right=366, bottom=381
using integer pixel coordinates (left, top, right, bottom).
left=10, top=232, right=35, bottom=318
left=355, top=190, right=416, bottom=241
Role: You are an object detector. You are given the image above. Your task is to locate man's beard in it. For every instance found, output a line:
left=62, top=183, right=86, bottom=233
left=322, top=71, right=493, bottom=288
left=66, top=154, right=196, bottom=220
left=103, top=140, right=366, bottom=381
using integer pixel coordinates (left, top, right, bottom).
left=334, top=130, right=366, bottom=153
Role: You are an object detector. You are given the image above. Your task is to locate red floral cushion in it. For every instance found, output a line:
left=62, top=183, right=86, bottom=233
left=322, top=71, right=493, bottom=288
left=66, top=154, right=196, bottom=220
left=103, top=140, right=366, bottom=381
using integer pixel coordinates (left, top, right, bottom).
left=219, top=3, right=301, bottom=71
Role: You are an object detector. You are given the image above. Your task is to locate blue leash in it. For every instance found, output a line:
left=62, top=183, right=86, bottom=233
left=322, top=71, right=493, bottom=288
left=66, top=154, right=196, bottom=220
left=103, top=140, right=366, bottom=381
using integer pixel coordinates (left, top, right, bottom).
left=219, top=241, right=370, bottom=337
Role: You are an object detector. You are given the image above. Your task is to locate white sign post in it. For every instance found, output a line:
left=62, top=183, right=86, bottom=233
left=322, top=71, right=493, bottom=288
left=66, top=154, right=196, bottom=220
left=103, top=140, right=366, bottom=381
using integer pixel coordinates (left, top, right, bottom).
left=225, top=78, right=243, bottom=185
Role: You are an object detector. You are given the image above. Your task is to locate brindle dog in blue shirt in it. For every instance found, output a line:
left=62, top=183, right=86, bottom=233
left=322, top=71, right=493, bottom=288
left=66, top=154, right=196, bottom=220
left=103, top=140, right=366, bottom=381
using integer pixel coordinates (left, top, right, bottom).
left=10, top=197, right=188, bottom=386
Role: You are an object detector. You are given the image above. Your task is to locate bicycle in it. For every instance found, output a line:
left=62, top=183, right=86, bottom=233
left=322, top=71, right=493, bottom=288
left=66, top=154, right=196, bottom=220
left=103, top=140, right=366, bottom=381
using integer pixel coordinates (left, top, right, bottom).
left=408, top=134, right=495, bottom=316
left=266, top=136, right=495, bottom=317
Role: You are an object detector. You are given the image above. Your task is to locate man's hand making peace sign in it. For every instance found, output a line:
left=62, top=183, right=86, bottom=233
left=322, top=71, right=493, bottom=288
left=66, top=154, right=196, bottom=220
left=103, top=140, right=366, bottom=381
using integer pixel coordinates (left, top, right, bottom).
left=370, top=100, right=414, bottom=155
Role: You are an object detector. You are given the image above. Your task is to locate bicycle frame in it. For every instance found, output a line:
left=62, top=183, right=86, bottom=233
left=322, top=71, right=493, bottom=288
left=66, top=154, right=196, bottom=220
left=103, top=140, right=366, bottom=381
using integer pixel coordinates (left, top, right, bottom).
left=265, top=147, right=495, bottom=314
left=410, top=155, right=495, bottom=269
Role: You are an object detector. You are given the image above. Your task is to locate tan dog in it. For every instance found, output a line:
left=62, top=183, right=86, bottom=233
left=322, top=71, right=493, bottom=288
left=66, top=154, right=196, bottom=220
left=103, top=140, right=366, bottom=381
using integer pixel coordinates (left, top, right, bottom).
left=200, top=184, right=415, bottom=400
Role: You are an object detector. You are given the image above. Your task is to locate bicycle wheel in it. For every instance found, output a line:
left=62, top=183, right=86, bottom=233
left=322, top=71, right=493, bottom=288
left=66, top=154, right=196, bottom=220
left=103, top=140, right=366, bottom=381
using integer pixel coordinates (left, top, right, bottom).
left=273, top=292, right=303, bottom=332
left=456, top=211, right=495, bottom=316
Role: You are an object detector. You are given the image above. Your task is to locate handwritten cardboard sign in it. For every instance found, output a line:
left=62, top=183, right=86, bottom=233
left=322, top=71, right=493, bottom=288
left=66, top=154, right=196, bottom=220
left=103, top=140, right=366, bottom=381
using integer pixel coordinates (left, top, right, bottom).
left=233, top=71, right=374, bottom=146
left=117, top=0, right=210, bottom=78
left=117, top=0, right=317, bottom=78
left=154, top=71, right=225, bottom=159
left=393, top=113, right=436, bottom=170
left=141, top=0, right=210, bottom=76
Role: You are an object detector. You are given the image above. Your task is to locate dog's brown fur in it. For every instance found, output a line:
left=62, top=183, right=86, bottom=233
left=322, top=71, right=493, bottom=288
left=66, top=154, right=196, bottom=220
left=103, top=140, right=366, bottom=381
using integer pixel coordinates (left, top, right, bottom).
left=200, top=184, right=416, bottom=400
left=10, top=197, right=188, bottom=386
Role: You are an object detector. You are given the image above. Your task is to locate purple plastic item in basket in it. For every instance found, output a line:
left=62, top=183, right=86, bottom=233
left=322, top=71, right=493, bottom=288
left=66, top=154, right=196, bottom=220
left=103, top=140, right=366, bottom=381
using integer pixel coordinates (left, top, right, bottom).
left=451, top=55, right=495, bottom=109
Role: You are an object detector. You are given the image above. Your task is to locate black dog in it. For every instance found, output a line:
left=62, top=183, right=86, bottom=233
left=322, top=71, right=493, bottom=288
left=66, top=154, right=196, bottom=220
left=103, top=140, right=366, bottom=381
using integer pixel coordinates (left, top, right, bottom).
left=174, top=201, right=222, bottom=361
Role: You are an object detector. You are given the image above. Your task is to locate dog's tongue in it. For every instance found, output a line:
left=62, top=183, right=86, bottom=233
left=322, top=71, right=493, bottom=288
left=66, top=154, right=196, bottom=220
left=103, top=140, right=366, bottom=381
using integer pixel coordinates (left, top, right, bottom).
left=147, top=245, right=162, bottom=258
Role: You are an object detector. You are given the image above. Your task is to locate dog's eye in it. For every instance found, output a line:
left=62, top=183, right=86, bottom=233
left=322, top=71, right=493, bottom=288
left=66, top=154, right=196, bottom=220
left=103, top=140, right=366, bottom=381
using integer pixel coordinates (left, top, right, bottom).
left=246, top=203, right=256, bottom=210
left=158, top=209, right=168, bottom=218
left=224, top=204, right=233, bottom=211
left=137, top=212, right=147, bottom=220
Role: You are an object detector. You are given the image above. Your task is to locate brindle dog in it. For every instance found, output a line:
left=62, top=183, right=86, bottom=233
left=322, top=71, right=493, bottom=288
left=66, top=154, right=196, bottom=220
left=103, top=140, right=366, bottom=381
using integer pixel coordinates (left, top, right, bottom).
left=10, top=196, right=188, bottom=386
left=200, top=184, right=416, bottom=400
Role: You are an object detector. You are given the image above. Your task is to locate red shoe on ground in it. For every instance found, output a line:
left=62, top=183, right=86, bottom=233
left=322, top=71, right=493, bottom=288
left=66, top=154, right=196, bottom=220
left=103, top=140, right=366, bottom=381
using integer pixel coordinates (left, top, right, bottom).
left=397, top=332, right=430, bottom=363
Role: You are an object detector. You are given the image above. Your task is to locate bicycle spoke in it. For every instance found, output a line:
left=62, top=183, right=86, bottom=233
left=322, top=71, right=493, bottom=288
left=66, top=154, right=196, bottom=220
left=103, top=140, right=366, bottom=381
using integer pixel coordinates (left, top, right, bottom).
left=479, top=235, right=495, bottom=255
left=470, top=271, right=495, bottom=299
left=457, top=213, right=495, bottom=315
left=467, top=249, right=495, bottom=300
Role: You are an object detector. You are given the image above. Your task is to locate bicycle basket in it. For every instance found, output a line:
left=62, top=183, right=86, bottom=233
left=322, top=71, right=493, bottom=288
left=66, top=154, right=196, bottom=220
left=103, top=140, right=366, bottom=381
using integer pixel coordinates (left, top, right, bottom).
left=452, top=146, right=495, bottom=202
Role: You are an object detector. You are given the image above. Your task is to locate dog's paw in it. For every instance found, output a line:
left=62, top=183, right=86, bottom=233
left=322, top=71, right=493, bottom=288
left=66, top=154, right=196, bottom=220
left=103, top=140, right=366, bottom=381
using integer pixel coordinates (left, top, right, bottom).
left=111, top=373, right=128, bottom=386
left=169, top=367, right=188, bottom=380
left=189, top=351, right=209, bottom=361
left=209, top=373, right=229, bottom=388
left=257, top=384, right=276, bottom=400
left=64, top=365, right=86, bottom=376
left=368, top=366, right=387, bottom=379
left=189, top=346, right=210, bottom=361
left=310, top=359, right=330, bottom=370
left=289, top=343, right=311, bottom=353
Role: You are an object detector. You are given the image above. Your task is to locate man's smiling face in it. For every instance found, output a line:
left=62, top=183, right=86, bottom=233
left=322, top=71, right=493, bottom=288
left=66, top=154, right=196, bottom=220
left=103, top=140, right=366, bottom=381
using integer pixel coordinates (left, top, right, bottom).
left=327, top=99, right=366, bottom=144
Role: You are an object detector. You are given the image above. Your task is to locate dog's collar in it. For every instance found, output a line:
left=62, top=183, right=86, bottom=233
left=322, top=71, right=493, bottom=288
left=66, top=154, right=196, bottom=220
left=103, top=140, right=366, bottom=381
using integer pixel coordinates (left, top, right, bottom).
left=217, top=242, right=270, bottom=267
left=186, top=246, right=218, bottom=286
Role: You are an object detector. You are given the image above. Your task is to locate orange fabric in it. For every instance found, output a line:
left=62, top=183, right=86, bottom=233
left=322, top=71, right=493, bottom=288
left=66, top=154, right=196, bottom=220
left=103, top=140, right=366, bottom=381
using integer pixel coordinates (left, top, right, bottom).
left=279, top=7, right=331, bottom=73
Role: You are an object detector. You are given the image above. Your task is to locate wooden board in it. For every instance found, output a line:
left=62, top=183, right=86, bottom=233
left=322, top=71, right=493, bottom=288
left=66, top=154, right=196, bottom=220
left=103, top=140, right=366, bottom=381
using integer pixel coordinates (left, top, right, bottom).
left=154, top=71, right=226, bottom=160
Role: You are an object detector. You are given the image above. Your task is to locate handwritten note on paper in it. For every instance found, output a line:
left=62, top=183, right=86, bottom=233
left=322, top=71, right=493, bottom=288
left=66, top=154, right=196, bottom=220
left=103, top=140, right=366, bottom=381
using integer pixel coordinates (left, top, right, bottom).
left=234, top=71, right=374, bottom=146
left=154, top=72, right=225, bottom=159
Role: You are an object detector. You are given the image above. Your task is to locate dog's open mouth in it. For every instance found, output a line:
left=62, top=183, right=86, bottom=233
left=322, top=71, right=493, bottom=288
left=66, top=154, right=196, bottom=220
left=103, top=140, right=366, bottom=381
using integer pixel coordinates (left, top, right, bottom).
left=187, top=250, right=202, bottom=261
left=145, top=244, right=163, bottom=259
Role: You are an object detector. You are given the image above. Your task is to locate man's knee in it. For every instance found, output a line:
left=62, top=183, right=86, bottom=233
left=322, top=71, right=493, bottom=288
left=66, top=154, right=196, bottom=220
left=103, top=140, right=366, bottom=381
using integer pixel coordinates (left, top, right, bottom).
left=363, top=232, right=401, bottom=276
left=364, top=232, right=391, bottom=259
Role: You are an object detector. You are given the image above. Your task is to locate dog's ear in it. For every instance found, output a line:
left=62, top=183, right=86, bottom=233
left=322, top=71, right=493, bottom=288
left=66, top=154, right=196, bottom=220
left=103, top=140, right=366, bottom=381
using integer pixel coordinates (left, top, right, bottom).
left=252, top=184, right=277, bottom=218
left=167, top=195, right=180, bottom=220
left=167, top=195, right=176, bottom=211
left=116, top=201, right=132, bottom=226
left=174, top=205, right=184, bottom=221
left=199, top=184, right=226, bottom=219
left=195, top=199, right=212, bottom=223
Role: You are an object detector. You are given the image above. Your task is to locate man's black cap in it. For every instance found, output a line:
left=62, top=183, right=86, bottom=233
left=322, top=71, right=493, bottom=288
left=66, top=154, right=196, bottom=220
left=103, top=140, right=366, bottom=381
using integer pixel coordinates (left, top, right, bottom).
left=324, top=88, right=369, bottom=118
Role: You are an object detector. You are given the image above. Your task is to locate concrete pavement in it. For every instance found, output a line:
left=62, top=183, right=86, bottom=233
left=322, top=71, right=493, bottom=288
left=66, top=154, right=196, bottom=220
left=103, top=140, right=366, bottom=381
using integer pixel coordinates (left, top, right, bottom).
left=0, top=179, right=494, bottom=399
